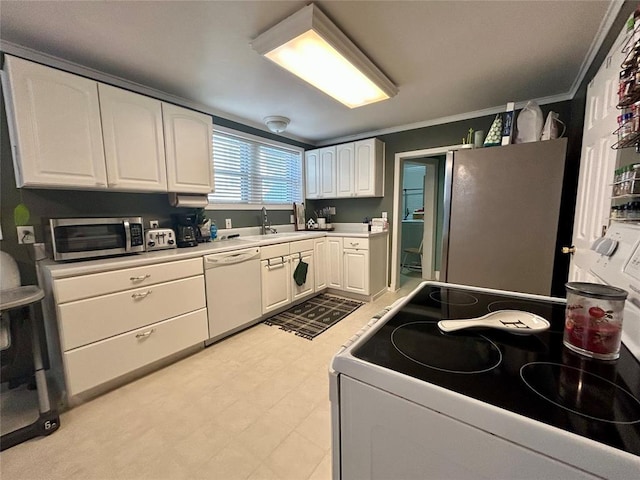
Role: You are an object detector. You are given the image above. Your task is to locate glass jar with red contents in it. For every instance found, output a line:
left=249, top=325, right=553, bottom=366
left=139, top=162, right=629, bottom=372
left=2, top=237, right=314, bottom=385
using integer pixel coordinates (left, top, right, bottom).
left=564, top=282, right=628, bottom=360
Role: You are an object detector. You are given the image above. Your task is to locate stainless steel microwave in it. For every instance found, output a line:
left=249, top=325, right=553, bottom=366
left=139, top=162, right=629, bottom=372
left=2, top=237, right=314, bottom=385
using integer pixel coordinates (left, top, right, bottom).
left=49, top=217, right=145, bottom=261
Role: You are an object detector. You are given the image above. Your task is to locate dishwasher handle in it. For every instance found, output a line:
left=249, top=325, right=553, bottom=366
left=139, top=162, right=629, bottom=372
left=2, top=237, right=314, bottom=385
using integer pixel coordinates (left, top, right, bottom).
left=204, top=248, right=260, bottom=268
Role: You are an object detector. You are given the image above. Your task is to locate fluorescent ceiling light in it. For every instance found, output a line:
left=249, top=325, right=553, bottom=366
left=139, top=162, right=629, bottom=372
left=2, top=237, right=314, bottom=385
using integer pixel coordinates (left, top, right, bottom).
left=252, top=3, right=397, bottom=109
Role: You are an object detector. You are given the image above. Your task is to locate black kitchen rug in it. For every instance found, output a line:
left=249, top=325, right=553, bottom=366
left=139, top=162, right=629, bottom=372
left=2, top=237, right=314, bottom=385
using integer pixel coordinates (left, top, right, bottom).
left=263, top=294, right=364, bottom=340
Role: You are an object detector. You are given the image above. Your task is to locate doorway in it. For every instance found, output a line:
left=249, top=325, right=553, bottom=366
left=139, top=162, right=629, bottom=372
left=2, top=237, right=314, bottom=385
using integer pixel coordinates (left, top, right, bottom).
left=390, top=144, right=466, bottom=291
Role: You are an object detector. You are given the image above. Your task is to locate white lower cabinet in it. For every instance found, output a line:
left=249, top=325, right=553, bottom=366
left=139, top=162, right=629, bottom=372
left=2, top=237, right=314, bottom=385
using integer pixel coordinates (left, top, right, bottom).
left=44, top=258, right=208, bottom=399
left=64, top=309, right=207, bottom=397
left=327, top=237, right=344, bottom=289
left=343, top=248, right=370, bottom=295
left=58, top=276, right=205, bottom=351
left=260, top=242, right=292, bottom=314
left=261, top=256, right=292, bottom=314
left=334, top=235, right=387, bottom=298
left=314, top=238, right=328, bottom=291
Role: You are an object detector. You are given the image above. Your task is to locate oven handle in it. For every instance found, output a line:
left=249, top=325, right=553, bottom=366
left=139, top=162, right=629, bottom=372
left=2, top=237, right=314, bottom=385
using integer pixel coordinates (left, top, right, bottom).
left=123, top=220, right=132, bottom=251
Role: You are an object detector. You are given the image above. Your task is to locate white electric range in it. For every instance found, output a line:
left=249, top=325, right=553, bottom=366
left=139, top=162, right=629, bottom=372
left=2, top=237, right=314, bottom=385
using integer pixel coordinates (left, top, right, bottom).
left=330, top=223, right=640, bottom=479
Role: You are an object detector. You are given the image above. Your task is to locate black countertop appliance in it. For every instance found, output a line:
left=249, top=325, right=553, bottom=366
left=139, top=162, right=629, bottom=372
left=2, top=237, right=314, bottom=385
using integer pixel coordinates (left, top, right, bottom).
left=172, top=214, right=198, bottom=248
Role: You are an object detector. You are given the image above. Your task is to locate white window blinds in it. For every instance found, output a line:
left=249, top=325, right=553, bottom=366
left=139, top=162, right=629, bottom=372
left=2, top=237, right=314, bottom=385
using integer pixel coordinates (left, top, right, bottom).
left=209, top=128, right=303, bottom=206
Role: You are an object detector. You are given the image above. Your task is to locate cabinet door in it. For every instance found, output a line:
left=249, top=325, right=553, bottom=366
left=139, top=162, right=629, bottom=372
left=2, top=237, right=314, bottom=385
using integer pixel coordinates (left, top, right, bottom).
left=163, top=103, right=213, bottom=194
left=2, top=55, right=107, bottom=189
left=319, top=146, right=337, bottom=198
left=314, top=238, right=328, bottom=291
left=337, top=142, right=355, bottom=197
left=291, top=250, right=315, bottom=301
left=327, top=237, right=343, bottom=289
left=261, top=257, right=292, bottom=314
left=305, top=149, right=320, bottom=199
left=343, top=248, right=370, bottom=295
left=99, top=84, right=167, bottom=192
left=355, top=138, right=384, bottom=197
left=569, top=26, right=626, bottom=283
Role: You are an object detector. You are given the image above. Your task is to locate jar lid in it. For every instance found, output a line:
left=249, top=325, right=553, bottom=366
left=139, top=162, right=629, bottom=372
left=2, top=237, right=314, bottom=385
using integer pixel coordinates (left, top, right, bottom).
left=565, top=282, right=628, bottom=300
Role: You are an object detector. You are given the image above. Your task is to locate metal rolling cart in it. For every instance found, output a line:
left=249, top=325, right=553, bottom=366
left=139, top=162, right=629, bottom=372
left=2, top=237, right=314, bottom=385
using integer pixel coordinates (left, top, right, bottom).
left=1, top=285, right=59, bottom=451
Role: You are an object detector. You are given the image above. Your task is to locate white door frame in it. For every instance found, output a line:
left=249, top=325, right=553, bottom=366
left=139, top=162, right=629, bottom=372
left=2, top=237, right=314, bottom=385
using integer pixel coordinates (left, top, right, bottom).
left=390, top=144, right=468, bottom=291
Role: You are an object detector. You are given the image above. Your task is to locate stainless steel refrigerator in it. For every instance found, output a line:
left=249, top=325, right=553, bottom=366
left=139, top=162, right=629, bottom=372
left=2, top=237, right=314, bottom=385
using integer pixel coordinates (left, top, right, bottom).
left=441, top=138, right=567, bottom=296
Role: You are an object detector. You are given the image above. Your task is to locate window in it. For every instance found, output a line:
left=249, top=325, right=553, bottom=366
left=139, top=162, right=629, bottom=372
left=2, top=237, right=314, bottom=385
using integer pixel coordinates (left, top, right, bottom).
left=208, top=126, right=303, bottom=208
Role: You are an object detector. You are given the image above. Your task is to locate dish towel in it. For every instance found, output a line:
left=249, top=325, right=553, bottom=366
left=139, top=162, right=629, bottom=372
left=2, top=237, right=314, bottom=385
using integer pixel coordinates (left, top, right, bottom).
left=293, top=260, right=309, bottom=286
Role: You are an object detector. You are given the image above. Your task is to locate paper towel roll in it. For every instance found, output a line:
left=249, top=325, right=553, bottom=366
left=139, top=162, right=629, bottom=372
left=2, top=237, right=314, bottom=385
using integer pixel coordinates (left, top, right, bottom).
left=168, top=193, right=209, bottom=208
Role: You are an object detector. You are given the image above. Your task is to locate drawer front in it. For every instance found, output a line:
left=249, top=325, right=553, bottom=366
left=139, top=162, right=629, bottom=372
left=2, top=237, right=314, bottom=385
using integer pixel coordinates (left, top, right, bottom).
left=64, top=308, right=208, bottom=396
left=54, top=257, right=203, bottom=303
left=289, top=239, right=314, bottom=254
left=342, top=237, right=369, bottom=250
left=260, top=242, right=290, bottom=259
left=59, top=275, right=205, bottom=350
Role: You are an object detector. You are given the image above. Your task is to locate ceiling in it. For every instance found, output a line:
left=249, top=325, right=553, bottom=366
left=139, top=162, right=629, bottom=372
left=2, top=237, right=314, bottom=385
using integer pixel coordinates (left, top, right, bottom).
left=0, top=1, right=618, bottom=145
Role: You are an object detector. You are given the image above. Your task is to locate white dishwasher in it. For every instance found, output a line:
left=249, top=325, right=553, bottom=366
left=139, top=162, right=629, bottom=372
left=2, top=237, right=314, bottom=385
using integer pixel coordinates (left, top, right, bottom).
left=204, top=247, right=262, bottom=343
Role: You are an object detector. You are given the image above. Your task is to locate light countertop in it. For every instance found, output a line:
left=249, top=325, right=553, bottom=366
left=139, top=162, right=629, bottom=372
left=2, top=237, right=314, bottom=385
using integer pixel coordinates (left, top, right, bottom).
left=41, top=229, right=388, bottom=278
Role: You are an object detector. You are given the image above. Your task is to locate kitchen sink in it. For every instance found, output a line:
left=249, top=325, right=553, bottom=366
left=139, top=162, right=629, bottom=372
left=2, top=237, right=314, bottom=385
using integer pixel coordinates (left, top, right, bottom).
left=240, top=232, right=319, bottom=242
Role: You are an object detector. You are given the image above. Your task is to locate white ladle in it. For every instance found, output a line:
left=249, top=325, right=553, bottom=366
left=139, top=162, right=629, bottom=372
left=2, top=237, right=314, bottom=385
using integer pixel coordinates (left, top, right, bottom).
left=437, top=310, right=550, bottom=334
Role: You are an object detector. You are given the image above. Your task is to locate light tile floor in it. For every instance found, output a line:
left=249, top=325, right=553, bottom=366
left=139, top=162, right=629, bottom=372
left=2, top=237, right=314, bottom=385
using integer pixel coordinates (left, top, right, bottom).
left=0, top=278, right=421, bottom=480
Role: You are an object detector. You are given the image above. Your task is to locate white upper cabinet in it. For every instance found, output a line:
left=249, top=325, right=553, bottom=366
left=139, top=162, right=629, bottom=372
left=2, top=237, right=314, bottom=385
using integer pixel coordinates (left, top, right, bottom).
left=3, top=55, right=213, bottom=194
left=305, top=138, right=384, bottom=199
left=354, top=138, right=384, bottom=197
left=305, top=149, right=320, bottom=198
left=319, top=146, right=337, bottom=198
left=2, top=55, right=107, bottom=189
left=305, top=146, right=337, bottom=199
left=162, top=103, right=214, bottom=194
left=98, top=84, right=167, bottom=192
left=337, top=142, right=355, bottom=197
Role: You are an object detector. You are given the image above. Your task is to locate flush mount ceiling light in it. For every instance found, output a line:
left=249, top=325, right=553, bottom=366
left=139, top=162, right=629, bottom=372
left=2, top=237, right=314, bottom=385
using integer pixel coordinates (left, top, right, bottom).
left=264, top=116, right=290, bottom=133
left=251, top=3, right=398, bottom=109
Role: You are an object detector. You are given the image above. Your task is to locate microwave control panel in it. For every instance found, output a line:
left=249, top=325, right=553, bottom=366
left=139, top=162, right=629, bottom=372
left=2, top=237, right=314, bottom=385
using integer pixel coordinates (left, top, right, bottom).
left=130, top=223, right=144, bottom=247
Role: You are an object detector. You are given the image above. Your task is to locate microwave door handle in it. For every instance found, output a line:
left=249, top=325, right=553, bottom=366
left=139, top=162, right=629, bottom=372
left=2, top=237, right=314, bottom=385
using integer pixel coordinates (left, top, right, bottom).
left=123, top=220, right=132, bottom=251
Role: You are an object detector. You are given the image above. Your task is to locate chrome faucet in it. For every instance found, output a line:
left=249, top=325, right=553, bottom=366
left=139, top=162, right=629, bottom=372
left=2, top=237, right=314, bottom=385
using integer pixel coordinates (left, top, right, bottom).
left=261, top=206, right=277, bottom=235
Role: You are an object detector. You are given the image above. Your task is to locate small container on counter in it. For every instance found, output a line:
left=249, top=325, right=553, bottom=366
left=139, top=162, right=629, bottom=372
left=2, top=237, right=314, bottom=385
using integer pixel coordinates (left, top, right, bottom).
left=563, top=282, right=628, bottom=360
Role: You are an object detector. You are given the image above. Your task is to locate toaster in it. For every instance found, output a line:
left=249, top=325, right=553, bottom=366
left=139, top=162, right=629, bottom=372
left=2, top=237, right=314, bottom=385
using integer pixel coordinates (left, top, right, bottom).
left=145, top=228, right=177, bottom=251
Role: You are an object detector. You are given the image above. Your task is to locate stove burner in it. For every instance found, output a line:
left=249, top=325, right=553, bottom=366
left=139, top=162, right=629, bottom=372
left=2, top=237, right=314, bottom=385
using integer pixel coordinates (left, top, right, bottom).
left=391, top=321, right=502, bottom=374
left=429, top=290, right=478, bottom=306
left=520, top=362, right=640, bottom=424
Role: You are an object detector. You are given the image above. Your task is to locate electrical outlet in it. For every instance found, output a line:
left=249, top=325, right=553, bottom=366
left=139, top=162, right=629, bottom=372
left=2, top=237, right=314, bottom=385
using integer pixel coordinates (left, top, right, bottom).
left=150, top=220, right=159, bottom=229
left=290, top=214, right=295, bottom=224
left=17, top=226, right=35, bottom=244
left=382, top=211, right=388, bottom=219
left=225, top=218, right=232, bottom=229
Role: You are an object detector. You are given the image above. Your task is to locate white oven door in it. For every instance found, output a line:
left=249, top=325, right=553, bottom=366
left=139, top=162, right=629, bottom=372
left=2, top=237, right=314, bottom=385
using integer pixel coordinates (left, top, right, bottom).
left=338, top=376, right=598, bottom=480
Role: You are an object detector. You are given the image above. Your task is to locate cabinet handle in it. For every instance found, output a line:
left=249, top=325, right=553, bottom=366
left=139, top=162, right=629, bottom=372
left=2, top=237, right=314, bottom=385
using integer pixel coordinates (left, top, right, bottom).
left=135, top=329, right=155, bottom=339
left=130, top=274, right=151, bottom=282
left=131, top=290, right=152, bottom=299
left=350, top=242, right=359, bottom=247
left=266, top=256, right=288, bottom=269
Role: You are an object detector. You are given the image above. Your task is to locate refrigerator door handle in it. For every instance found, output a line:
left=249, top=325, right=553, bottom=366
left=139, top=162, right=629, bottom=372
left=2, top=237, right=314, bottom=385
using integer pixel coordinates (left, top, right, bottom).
left=440, top=150, right=455, bottom=282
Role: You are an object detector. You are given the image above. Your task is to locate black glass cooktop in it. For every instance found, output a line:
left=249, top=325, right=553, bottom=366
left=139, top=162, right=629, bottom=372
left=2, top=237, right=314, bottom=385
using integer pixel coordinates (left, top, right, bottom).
left=352, top=284, right=640, bottom=456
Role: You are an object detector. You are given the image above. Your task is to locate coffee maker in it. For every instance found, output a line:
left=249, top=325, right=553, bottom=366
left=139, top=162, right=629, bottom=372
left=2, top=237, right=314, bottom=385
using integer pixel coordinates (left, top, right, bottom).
left=172, top=214, right=198, bottom=248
